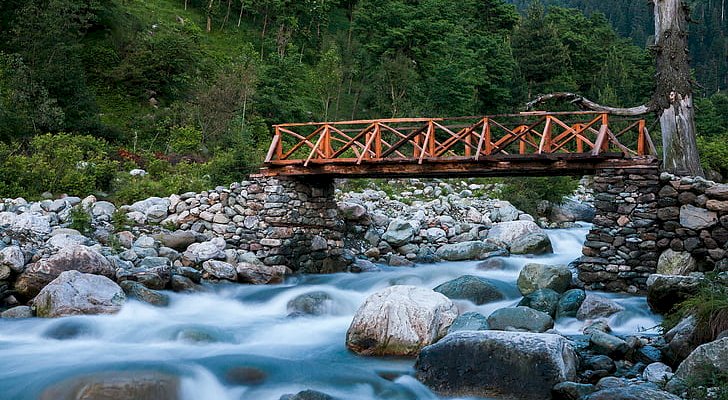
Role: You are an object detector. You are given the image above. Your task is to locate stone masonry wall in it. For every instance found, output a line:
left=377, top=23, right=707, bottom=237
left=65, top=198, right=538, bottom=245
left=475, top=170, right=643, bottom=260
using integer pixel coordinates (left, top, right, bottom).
left=578, top=169, right=728, bottom=293
left=167, top=175, right=347, bottom=273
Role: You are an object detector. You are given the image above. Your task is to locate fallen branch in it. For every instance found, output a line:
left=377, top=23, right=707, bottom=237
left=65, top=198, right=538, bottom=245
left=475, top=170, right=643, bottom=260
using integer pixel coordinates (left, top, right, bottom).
left=526, top=92, right=652, bottom=116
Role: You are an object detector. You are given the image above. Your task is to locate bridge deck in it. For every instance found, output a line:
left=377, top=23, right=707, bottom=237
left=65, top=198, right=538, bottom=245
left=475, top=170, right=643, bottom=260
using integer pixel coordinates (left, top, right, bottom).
left=261, top=112, right=659, bottom=178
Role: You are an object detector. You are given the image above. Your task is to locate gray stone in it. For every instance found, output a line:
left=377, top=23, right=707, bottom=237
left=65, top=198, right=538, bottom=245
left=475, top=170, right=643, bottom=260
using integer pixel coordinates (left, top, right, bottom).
left=552, top=382, right=597, bottom=400
left=236, top=262, right=289, bottom=284
left=509, top=232, right=553, bottom=255
left=1, top=305, right=33, bottom=318
left=91, top=201, right=116, bottom=217
left=487, top=306, right=554, bottom=333
left=184, top=238, right=226, bottom=263
left=425, top=227, right=447, bottom=242
left=120, top=280, right=170, bottom=307
left=381, top=219, right=416, bottom=247
left=642, top=362, right=673, bottom=384
left=435, top=241, right=503, bottom=261
left=338, top=202, right=367, bottom=220
left=346, top=285, right=458, bottom=356
left=518, top=288, right=560, bottom=317
left=448, top=312, right=489, bottom=333
left=415, top=331, right=577, bottom=400
left=279, top=390, right=333, bottom=400
left=517, top=263, right=572, bottom=296
left=202, top=260, right=237, bottom=281
left=34, top=270, right=125, bottom=317
left=657, top=249, right=696, bottom=275
left=433, top=275, right=505, bottom=305
left=39, top=371, right=179, bottom=400
left=157, top=230, right=198, bottom=251
left=490, top=201, right=520, bottom=222
left=577, top=293, right=625, bottom=320
left=680, top=204, right=717, bottom=230
left=556, top=289, right=586, bottom=318
left=590, top=331, right=628, bottom=357
left=0, top=246, right=25, bottom=273
left=646, top=274, right=703, bottom=314
left=664, top=315, right=700, bottom=362
left=674, top=337, right=728, bottom=384
left=487, top=220, right=544, bottom=245
left=10, top=213, right=51, bottom=235
left=549, top=199, right=596, bottom=223
left=585, top=386, right=682, bottom=400
left=15, top=245, right=115, bottom=299
left=46, top=234, right=91, bottom=249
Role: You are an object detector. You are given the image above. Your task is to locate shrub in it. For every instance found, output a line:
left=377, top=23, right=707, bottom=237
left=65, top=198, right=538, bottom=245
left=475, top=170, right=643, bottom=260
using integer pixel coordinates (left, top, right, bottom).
left=111, top=158, right=210, bottom=205
left=68, top=206, right=93, bottom=236
left=698, top=134, right=728, bottom=179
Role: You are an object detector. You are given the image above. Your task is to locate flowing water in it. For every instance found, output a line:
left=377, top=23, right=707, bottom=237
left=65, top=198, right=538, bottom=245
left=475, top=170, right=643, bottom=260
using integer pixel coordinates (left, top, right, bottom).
left=0, top=226, right=661, bottom=400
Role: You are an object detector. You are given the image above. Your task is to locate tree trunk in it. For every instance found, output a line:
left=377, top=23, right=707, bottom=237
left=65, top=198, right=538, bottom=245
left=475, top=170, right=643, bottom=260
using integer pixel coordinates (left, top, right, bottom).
left=652, top=0, right=704, bottom=176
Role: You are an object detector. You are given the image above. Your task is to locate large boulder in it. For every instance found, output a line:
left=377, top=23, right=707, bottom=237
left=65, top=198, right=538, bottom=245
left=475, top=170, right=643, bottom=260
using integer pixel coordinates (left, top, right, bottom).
left=509, top=232, right=553, bottom=255
left=487, top=306, right=554, bottom=333
left=646, top=274, right=703, bottom=314
left=381, top=219, right=416, bottom=247
left=435, top=241, right=503, bottom=261
left=576, top=293, right=624, bottom=320
left=674, top=337, right=728, bottom=384
left=415, top=330, right=577, bottom=400
left=657, top=249, right=697, bottom=275
left=516, top=263, right=571, bottom=296
left=487, top=220, right=543, bottom=245
left=15, top=245, right=115, bottom=299
left=34, top=270, right=126, bottom=317
left=664, top=315, right=701, bottom=362
left=433, top=275, right=505, bottom=305
left=39, top=371, right=179, bottom=400
left=346, top=285, right=458, bottom=356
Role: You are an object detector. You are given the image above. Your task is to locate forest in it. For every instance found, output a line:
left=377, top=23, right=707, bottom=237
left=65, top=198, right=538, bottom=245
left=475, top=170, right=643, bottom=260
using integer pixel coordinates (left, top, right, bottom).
left=0, top=0, right=727, bottom=202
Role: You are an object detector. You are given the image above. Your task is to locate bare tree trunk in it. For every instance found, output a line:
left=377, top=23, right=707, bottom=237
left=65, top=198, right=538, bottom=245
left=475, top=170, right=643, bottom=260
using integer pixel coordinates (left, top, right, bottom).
left=652, top=0, right=704, bottom=176
left=238, top=0, right=244, bottom=27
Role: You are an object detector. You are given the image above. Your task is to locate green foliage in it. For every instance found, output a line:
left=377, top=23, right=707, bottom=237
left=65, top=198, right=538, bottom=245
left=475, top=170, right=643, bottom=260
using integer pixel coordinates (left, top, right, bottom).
left=663, top=274, right=728, bottom=344
left=497, top=176, right=579, bottom=216
left=111, top=159, right=211, bottom=205
left=697, top=134, right=728, bottom=178
left=68, top=207, right=93, bottom=236
left=169, top=126, right=203, bottom=153
left=0, top=133, right=117, bottom=199
left=111, top=209, right=131, bottom=231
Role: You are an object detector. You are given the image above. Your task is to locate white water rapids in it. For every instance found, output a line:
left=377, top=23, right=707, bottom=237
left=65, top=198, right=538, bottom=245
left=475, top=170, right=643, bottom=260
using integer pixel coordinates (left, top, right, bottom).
left=0, top=226, right=661, bottom=399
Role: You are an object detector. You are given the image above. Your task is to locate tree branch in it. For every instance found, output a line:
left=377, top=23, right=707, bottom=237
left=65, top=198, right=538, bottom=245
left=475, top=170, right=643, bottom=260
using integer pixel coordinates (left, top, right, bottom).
left=526, top=92, right=652, bottom=116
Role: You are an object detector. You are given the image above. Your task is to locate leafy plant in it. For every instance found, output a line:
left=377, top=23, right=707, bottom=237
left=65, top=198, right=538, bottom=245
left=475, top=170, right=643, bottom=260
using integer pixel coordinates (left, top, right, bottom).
left=496, top=176, right=579, bottom=217
left=68, top=206, right=93, bottom=236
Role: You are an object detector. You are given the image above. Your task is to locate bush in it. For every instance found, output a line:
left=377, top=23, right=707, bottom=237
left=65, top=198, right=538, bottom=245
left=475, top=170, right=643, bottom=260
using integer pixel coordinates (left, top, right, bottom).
left=111, top=158, right=210, bottom=205
left=496, top=176, right=580, bottom=217
left=698, top=134, right=728, bottom=179
left=0, top=133, right=117, bottom=199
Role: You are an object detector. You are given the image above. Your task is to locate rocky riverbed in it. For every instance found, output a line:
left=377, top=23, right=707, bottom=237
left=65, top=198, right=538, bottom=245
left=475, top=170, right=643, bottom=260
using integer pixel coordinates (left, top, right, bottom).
left=0, top=178, right=726, bottom=399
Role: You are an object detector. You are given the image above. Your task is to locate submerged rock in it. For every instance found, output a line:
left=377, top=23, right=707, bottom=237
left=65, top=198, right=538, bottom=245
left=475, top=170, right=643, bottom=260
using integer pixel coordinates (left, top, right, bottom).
left=279, top=390, right=334, bottom=400
left=518, top=288, right=560, bottom=317
left=346, top=285, right=458, bottom=356
left=39, top=371, right=180, bottom=400
left=34, top=270, right=125, bottom=318
left=415, top=330, right=577, bottom=400
left=287, top=291, right=334, bottom=316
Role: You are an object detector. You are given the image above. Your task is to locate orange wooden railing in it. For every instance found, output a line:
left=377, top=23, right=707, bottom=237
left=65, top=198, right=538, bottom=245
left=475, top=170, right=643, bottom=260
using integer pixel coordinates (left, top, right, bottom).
left=264, top=112, right=656, bottom=166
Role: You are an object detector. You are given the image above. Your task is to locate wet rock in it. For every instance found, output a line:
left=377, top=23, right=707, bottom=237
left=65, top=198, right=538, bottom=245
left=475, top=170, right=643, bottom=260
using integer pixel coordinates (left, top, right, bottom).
left=657, top=249, right=696, bottom=275
left=387, top=254, right=414, bottom=267
left=549, top=199, right=596, bottom=223
left=435, top=241, right=503, bottom=261
left=0, top=305, right=32, bottom=318
left=287, top=291, right=334, bottom=316
left=433, top=275, right=505, bottom=305
left=279, top=390, right=334, bottom=400
left=15, top=245, right=115, bottom=299
left=590, top=331, right=628, bottom=357
left=556, top=289, right=586, bottom=318
left=170, top=275, right=201, bottom=292
left=487, top=306, right=554, bottom=333
left=448, top=312, right=489, bottom=333
left=415, top=330, right=577, bottom=400
left=120, top=280, right=170, bottom=307
left=576, top=294, right=625, bottom=320
left=647, top=274, right=703, bottom=314
left=346, top=285, right=458, bottom=356
left=509, top=232, right=553, bottom=255
left=34, top=270, right=125, bottom=317
left=350, top=258, right=380, bottom=273
left=381, top=219, right=416, bottom=247
left=224, top=366, right=267, bottom=385
left=43, top=319, right=96, bottom=339
left=517, top=263, right=572, bottom=296
left=39, top=371, right=180, bottom=400
left=518, top=288, right=560, bottom=317
left=585, top=385, right=682, bottom=400
left=585, top=355, right=616, bottom=372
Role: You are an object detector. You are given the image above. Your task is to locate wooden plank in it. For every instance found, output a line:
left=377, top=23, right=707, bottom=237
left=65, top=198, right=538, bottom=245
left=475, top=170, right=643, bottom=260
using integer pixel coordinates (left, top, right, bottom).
left=265, top=133, right=280, bottom=163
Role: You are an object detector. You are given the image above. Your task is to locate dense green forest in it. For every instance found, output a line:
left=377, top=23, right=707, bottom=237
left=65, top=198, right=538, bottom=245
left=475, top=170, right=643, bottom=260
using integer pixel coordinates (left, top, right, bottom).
left=0, top=0, right=727, bottom=203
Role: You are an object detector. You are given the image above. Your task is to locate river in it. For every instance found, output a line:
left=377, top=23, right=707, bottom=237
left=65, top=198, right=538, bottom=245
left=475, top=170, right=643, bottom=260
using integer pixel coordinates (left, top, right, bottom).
left=0, top=225, right=661, bottom=399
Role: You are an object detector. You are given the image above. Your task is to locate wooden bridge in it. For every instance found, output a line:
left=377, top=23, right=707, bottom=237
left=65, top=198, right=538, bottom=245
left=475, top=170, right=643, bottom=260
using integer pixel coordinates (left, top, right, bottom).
left=261, top=112, right=659, bottom=178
